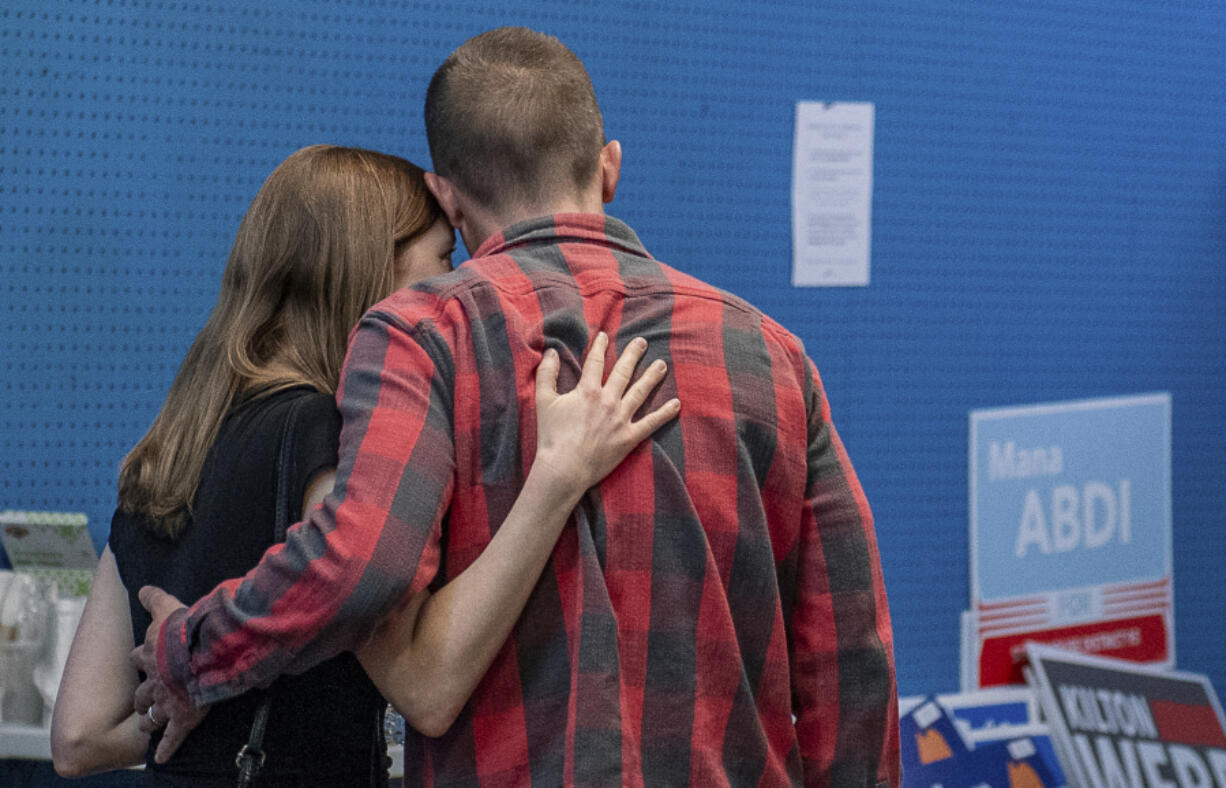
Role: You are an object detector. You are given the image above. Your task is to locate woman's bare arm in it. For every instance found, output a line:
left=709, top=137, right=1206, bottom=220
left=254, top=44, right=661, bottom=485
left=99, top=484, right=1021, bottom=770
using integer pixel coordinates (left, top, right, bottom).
left=50, top=547, right=148, bottom=776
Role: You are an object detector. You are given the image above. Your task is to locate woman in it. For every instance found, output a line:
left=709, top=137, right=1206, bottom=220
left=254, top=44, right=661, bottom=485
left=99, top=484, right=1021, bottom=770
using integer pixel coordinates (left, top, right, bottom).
left=50, top=145, right=678, bottom=784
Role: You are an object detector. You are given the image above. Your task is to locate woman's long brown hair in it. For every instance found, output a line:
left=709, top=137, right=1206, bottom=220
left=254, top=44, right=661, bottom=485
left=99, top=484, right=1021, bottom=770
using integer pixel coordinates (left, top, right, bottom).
left=118, top=145, right=441, bottom=538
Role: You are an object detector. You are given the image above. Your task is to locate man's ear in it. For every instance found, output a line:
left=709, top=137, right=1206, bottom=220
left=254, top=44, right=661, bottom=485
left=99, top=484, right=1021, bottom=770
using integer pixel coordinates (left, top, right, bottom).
left=598, top=140, right=622, bottom=204
left=424, top=172, right=464, bottom=229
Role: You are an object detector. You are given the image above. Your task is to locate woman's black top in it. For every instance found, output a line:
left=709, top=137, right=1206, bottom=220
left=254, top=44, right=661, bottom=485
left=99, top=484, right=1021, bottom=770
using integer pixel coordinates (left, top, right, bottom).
left=109, top=386, right=387, bottom=786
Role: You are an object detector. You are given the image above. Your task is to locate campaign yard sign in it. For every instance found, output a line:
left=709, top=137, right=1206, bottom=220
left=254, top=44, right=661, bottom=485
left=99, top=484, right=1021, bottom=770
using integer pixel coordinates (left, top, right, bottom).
left=968, top=394, right=1173, bottom=687
left=901, top=693, right=1062, bottom=787
left=1025, top=644, right=1226, bottom=788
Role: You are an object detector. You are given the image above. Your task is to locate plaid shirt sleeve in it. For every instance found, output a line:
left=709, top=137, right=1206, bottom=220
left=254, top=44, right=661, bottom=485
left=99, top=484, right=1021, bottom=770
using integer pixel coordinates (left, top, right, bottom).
left=790, top=355, right=901, bottom=788
left=157, top=309, right=454, bottom=705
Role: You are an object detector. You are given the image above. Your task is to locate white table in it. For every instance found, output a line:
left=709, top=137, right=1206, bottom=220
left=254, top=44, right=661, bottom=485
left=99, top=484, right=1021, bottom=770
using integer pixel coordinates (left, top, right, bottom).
left=0, top=723, right=405, bottom=777
left=0, top=723, right=52, bottom=760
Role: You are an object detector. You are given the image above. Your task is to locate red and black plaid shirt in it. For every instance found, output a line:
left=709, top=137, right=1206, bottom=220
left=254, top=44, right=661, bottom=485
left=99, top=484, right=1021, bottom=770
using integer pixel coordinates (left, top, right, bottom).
left=158, top=214, right=899, bottom=787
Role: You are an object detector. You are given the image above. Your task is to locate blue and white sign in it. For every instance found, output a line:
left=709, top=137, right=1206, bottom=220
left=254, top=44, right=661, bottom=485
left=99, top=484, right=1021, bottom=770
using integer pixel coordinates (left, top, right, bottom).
left=970, top=393, right=1171, bottom=606
left=967, top=393, right=1175, bottom=686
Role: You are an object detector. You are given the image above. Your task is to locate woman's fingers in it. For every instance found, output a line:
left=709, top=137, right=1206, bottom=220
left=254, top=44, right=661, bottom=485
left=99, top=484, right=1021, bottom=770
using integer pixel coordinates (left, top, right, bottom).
left=619, top=357, right=667, bottom=417
left=534, top=347, right=561, bottom=410
left=578, top=331, right=610, bottom=391
left=628, top=395, right=681, bottom=443
left=131, top=661, right=157, bottom=715
left=597, top=336, right=678, bottom=447
left=602, top=336, right=647, bottom=397
left=573, top=332, right=673, bottom=428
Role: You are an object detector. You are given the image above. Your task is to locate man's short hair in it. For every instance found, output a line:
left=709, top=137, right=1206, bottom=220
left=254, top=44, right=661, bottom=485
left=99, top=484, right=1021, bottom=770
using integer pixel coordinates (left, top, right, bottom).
left=425, top=27, right=606, bottom=214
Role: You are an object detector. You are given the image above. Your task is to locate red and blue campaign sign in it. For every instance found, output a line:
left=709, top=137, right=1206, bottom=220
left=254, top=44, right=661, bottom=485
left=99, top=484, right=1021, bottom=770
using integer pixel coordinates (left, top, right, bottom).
left=968, top=394, right=1173, bottom=686
left=1025, top=644, right=1226, bottom=788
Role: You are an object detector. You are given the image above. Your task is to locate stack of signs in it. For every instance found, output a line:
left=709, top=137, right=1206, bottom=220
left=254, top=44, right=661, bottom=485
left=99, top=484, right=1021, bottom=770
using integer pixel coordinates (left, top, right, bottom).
left=1025, top=644, right=1226, bottom=788
left=966, top=394, right=1173, bottom=689
left=900, top=689, right=1065, bottom=787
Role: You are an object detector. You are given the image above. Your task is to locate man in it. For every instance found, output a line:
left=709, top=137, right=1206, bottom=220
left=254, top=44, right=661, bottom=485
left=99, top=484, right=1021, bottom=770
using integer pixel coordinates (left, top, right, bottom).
left=137, top=26, right=899, bottom=786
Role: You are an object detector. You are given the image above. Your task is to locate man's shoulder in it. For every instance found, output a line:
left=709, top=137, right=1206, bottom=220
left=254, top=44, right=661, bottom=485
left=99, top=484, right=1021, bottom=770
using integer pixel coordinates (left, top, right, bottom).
left=364, top=266, right=490, bottom=327
left=651, top=258, right=802, bottom=349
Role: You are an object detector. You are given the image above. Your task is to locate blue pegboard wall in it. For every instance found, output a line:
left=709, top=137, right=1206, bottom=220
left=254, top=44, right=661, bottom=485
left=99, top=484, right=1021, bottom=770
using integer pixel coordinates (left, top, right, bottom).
left=2, top=1, right=1224, bottom=696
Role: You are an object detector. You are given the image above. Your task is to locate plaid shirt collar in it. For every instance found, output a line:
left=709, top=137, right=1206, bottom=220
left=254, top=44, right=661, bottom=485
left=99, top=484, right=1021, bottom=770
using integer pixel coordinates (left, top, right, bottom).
left=472, top=213, right=651, bottom=263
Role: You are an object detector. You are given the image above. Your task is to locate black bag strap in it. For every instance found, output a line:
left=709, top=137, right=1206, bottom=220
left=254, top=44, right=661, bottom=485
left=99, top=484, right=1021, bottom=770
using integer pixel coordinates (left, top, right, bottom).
left=234, top=701, right=272, bottom=787
left=236, top=393, right=306, bottom=787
